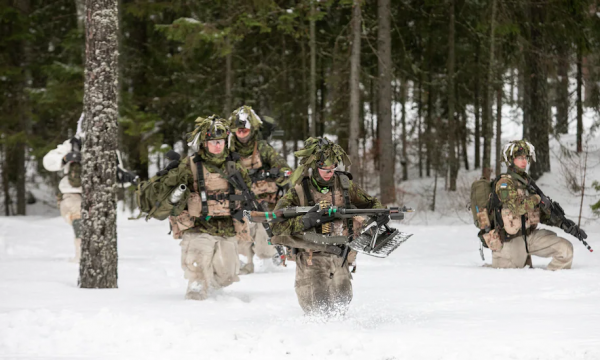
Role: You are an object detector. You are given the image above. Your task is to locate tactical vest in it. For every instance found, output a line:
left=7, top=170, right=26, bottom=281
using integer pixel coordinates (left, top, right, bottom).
left=294, top=173, right=354, bottom=238
left=187, top=156, right=237, bottom=217
left=495, top=172, right=541, bottom=238
left=239, top=142, right=278, bottom=201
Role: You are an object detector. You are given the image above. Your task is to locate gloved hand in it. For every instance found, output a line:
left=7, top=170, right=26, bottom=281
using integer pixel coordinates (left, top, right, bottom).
left=301, top=206, right=335, bottom=231
left=375, top=213, right=390, bottom=226
left=538, top=194, right=552, bottom=214
left=63, top=151, right=82, bottom=164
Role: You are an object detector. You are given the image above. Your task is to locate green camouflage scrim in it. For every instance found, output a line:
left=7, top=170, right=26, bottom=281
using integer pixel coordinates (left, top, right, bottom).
left=168, top=155, right=251, bottom=238
left=271, top=176, right=383, bottom=236
left=234, top=138, right=293, bottom=189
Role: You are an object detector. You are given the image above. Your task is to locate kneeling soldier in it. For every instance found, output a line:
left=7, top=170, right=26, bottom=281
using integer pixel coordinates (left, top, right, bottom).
left=484, top=140, right=581, bottom=270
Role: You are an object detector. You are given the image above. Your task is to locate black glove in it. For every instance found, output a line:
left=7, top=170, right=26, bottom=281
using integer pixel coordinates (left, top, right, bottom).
left=268, top=168, right=280, bottom=178
left=301, top=207, right=335, bottom=231
left=375, top=213, right=390, bottom=226
left=70, top=137, right=82, bottom=152
left=64, top=151, right=82, bottom=164
left=117, top=167, right=139, bottom=186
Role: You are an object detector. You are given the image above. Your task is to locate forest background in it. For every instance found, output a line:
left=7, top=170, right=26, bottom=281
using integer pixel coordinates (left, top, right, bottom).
left=2, top=0, right=600, bottom=214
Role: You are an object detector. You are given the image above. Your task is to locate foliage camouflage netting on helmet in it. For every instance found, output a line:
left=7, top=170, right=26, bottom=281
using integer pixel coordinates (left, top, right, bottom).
left=290, top=137, right=351, bottom=185
left=502, top=139, right=537, bottom=166
left=187, top=115, right=232, bottom=150
left=228, top=105, right=263, bottom=132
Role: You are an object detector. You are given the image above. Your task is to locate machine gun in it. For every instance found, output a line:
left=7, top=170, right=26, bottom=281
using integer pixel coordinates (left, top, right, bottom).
left=244, top=204, right=415, bottom=258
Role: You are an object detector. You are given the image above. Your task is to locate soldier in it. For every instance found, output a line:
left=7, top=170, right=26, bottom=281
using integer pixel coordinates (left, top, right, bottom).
left=228, top=105, right=293, bottom=274
left=270, top=137, right=383, bottom=316
left=483, top=140, right=574, bottom=270
left=167, top=115, right=252, bottom=300
left=43, top=136, right=83, bottom=262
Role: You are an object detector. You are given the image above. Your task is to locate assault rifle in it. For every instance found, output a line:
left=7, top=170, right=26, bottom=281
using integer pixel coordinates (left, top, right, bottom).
left=226, top=162, right=288, bottom=265
left=527, top=179, right=592, bottom=252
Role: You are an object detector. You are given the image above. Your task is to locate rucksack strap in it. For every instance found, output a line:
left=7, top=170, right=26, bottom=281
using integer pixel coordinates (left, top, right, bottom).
left=192, top=155, right=209, bottom=217
left=301, top=177, right=315, bottom=206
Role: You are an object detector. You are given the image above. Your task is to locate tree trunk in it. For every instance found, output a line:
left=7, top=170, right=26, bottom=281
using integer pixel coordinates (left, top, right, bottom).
left=309, top=0, right=317, bottom=138
left=527, top=1, right=550, bottom=179
left=224, top=38, right=233, bottom=116
left=482, top=0, right=496, bottom=180
left=377, top=0, right=394, bottom=204
left=447, top=0, right=458, bottom=191
left=555, top=42, right=569, bottom=135
left=461, top=104, right=469, bottom=170
left=474, top=42, right=481, bottom=169
left=418, top=62, right=423, bottom=178
left=400, top=75, right=408, bottom=181
left=522, top=55, right=531, bottom=139
left=80, top=0, right=119, bottom=289
left=426, top=31, right=434, bottom=178
left=577, top=35, right=583, bottom=153
left=348, top=0, right=362, bottom=171
left=301, top=36, right=308, bottom=139
left=495, top=68, right=503, bottom=177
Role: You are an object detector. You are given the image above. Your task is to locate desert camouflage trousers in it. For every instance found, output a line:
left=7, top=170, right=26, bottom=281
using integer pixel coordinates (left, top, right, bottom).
left=492, top=228, right=573, bottom=271
left=294, top=250, right=352, bottom=316
left=238, top=222, right=277, bottom=275
left=180, top=232, right=240, bottom=300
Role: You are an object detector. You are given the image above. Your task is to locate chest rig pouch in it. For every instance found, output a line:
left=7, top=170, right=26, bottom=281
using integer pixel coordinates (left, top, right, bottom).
left=187, top=155, right=237, bottom=218
left=297, top=173, right=354, bottom=245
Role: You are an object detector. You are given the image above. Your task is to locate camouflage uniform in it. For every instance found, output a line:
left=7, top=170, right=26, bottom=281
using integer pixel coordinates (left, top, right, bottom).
left=271, top=137, right=382, bottom=316
left=168, top=116, right=252, bottom=300
left=484, top=140, right=573, bottom=270
left=229, top=106, right=293, bottom=274
left=43, top=138, right=83, bottom=262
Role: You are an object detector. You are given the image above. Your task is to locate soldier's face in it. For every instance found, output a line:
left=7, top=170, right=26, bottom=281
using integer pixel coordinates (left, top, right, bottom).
left=318, top=165, right=336, bottom=181
left=513, top=155, right=528, bottom=170
left=235, top=128, right=251, bottom=142
left=206, top=139, right=225, bottom=154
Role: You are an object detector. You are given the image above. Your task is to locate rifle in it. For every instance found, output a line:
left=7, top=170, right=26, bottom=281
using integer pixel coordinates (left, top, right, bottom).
left=527, top=179, right=592, bottom=252
left=226, top=162, right=288, bottom=266
left=244, top=205, right=413, bottom=224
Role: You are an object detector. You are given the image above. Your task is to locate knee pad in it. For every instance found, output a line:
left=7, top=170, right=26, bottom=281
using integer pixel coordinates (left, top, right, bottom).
left=72, top=219, right=83, bottom=239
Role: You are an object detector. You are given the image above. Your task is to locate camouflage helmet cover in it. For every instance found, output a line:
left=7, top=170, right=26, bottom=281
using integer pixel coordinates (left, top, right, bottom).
left=290, top=137, right=351, bottom=185
left=229, top=105, right=263, bottom=133
left=187, top=115, right=232, bottom=149
left=502, top=139, right=536, bottom=165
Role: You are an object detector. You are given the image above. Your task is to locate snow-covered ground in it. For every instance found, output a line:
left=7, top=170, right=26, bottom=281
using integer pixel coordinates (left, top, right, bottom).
left=1, top=213, right=599, bottom=359
left=2, top=126, right=600, bottom=358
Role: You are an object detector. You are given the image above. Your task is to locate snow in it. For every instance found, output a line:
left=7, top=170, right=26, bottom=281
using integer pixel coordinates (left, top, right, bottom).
left=1, top=112, right=600, bottom=359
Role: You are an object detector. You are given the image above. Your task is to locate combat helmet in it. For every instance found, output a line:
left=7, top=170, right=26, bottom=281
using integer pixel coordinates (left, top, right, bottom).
left=187, top=114, right=231, bottom=150
left=229, top=106, right=263, bottom=133
left=501, top=139, right=536, bottom=166
left=290, top=137, right=351, bottom=185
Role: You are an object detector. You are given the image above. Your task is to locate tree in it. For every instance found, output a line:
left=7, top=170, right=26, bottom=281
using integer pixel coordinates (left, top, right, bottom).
left=79, top=0, right=119, bottom=288
left=447, top=0, right=458, bottom=191
left=348, top=0, right=362, bottom=171
left=378, top=0, right=395, bottom=204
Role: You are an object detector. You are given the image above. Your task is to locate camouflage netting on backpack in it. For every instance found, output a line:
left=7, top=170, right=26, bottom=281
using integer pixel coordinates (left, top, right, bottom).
left=136, top=159, right=193, bottom=221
